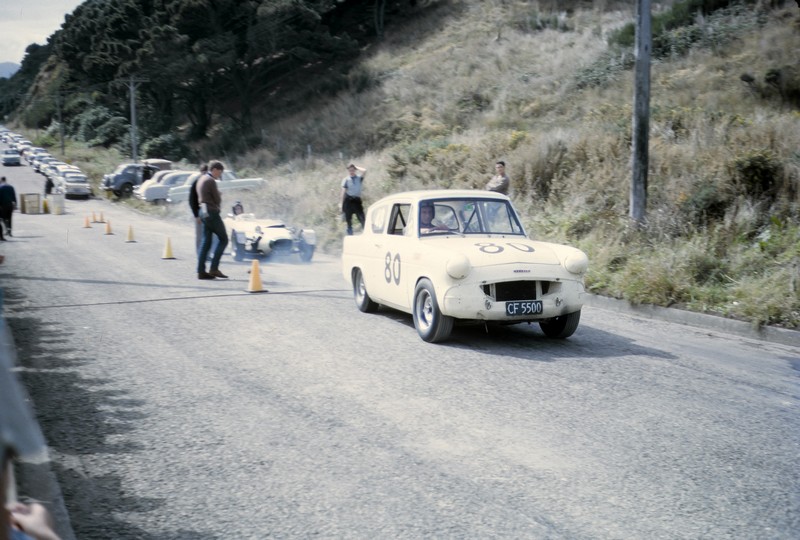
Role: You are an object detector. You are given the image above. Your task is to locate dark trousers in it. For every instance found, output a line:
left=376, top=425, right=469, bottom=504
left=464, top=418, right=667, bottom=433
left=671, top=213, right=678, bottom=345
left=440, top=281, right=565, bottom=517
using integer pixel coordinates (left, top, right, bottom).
left=0, top=204, right=12, bottom=237
left=343, top=196, right=365, bottom=235
left=197, top=211, right=229, bottom=272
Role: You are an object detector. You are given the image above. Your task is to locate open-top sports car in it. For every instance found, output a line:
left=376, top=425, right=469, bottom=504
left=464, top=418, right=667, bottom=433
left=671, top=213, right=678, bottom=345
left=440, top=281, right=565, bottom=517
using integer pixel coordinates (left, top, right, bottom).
left=224, top=203, right=316, bottom=262
left=341, top=190, right=589, bottom=343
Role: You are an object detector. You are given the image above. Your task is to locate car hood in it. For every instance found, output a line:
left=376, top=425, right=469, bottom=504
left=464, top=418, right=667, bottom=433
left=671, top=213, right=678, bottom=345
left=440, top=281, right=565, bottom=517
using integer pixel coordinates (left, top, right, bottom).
left=422, top=235, right=579, bottom=268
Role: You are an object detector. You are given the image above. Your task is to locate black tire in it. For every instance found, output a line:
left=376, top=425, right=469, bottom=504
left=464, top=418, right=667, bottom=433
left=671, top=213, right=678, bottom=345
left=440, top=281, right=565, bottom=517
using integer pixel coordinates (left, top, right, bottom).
left=230, top=229, right=244, bottom=261
left=299, top=241, right=314, bottom=262
left=353, top=268, right=378, bottom=313
left=539, top=310, right=581, bottom=339
left=413, top=278, right=454, bottom=343
left=120, top=183, right=134, bottom=197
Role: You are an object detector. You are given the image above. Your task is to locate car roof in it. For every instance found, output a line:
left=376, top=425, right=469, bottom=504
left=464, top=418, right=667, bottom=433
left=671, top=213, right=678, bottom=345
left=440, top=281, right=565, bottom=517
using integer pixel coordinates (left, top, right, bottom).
left=371, top=189, right=511, bottom=206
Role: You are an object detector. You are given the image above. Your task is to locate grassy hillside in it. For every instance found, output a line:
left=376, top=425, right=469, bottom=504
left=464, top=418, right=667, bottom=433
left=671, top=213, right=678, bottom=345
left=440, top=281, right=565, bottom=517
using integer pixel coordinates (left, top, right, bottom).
left=20, top=0, right=800, bottom=328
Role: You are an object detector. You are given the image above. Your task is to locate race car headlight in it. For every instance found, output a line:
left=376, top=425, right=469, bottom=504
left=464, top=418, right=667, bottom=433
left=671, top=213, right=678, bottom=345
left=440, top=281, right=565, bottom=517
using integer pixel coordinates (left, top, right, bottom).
left=564, top=251, right=589, bottom=275
left=446, top=254, right=471, bottom=279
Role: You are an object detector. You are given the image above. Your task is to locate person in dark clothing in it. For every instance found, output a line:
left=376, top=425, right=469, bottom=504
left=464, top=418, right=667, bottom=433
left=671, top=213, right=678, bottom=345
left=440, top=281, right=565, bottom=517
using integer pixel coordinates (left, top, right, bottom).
left=196, top=161, right=229, bottom=280
left=188, top=164, right=209, bottom=252
left=340, top=164, right=366, bottom=235
left=0, top=177, right=17, bottom=240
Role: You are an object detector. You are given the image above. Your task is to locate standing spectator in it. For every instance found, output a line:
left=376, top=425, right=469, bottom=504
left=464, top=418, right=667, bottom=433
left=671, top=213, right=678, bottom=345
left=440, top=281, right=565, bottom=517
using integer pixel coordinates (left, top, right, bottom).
left=196, top=161, right=229, bottom=280
left=485, top=161, right=510, bottom=195
left=340, top=164, right=366, bottom=235
left=0, top=177, right=17, bottom=239
left=188, top=164, right=209, bottom=253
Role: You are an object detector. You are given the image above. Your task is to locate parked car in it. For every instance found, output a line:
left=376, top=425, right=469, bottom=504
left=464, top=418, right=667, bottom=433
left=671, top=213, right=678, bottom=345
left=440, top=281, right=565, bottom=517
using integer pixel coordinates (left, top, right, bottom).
left=2, top=148, right=21, bottom=166
left=25, top=147, right=47, bottom=164
left=101, top=158, right=172, bottom=197
left=341, top=190, right=589, bottom=343
left=57, top=172, right=92, bottom=199
left=224, top=203, right=316, bottom=262
left=52, top=165, right=83, bottom=191
left=30, top=153, right=53, bottom=171
left=134, top=170, right=195, bottom=203
left=41, top=161, right=69, bottom=182
left=166, top=170, right=265, bottom=204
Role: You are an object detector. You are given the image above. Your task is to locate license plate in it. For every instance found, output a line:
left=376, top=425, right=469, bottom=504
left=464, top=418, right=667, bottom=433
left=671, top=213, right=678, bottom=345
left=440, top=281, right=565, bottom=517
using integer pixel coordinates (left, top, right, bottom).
left=505, top=300, right=543, bottom=316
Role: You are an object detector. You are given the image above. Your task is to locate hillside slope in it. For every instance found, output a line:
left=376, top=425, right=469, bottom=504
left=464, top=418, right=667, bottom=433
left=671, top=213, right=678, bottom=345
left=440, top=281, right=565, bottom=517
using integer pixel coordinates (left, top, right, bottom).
left=227, top=0, right=800, bottom=328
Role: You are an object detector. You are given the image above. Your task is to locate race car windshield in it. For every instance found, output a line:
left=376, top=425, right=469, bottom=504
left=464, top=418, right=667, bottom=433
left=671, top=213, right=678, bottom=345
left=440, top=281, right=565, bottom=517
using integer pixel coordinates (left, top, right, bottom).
left=419, top=198, right=525, bottom=236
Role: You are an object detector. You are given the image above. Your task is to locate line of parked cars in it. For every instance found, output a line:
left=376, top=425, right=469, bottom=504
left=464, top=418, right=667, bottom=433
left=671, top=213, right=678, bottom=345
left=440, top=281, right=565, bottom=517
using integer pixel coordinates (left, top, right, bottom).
left=0, top=127, right=92, bottom=199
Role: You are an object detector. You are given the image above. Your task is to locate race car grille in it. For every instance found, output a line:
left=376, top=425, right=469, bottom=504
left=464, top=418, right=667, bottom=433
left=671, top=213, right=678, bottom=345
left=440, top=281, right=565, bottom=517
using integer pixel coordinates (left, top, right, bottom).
left=482, top=280, right=558, bottom=301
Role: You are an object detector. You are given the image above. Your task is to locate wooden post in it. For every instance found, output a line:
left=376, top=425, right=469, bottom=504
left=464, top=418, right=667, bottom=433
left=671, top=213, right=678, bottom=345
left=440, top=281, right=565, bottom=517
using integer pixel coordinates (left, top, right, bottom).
left=630, top=0, right=652, bottom=227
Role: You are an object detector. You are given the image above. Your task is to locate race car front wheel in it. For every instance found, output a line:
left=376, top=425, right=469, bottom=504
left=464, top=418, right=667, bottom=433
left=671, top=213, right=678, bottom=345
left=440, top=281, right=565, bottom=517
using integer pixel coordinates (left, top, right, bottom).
left=413, top=278, right=454, bottom=343
left=539, top=310, right=581, bottom=338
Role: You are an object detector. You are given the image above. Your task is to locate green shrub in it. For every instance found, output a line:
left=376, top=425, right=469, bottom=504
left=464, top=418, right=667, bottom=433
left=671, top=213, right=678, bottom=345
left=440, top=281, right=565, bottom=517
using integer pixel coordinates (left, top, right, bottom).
left=141, top=133, right=190, bottom=162
left=89, top=117, right=129, bottom=148
left=731, top=149, right=782, bottom=199
left=71, top=106, right=115, bottom=143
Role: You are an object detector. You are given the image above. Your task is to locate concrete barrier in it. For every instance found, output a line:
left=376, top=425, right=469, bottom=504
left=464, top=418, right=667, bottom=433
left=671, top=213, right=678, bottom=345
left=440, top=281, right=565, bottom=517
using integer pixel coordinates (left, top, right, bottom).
left=20, top=193, right=41, bottom=214
left=47, top=193, right=65, bottom=215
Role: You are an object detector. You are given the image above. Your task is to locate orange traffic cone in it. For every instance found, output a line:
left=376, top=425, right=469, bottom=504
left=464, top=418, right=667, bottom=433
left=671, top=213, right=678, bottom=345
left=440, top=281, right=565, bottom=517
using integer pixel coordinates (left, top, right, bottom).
left=92, top=211, right=98, bottom=223
left=83, top=216, right=91, bottom=228
left=246, top=259, right=267, bottom=293
left=104, top=220, right=114, bottom=235
left=125, top=225, right=136, bottom=243
left=161, top=237, right=176, bottom=259
left=98, top=212, right=106, bottom=223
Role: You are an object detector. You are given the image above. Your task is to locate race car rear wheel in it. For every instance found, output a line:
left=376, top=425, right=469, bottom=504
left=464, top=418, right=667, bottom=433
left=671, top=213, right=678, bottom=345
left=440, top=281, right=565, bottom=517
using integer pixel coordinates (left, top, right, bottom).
left=299, top=240, right=314, bottom=262
left=230, top=230, right=244, bottom=261
left=353, top=268, right=378, bottom=313
left=539, top=310, right=581, bottom=338
left=413, top=278, right=454, bottom=343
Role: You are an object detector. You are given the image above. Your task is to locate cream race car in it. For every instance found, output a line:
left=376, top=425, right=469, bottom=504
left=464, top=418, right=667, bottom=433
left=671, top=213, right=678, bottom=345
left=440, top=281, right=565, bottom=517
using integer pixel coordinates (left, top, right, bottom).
left=224, top=203, right=316, bottom=262
left=341, top=190, right=589, bottom=343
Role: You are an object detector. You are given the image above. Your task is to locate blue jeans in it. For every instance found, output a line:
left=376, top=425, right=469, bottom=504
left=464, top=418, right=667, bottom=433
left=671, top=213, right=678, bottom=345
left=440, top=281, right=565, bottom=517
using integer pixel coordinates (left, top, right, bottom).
left=197, top=211, right=229, bottom=272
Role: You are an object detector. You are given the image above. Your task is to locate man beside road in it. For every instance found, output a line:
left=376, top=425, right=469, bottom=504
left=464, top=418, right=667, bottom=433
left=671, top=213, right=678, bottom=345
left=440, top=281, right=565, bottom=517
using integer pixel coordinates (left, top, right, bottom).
left=485, top=161, right=510, bottom=195
left=340, top=164, right=366, bottom=235
left=196, top=161, right=229, bottom=280
left=0, top=177, right=17, bottom=240
left=188, top=164, right=209, bottom=253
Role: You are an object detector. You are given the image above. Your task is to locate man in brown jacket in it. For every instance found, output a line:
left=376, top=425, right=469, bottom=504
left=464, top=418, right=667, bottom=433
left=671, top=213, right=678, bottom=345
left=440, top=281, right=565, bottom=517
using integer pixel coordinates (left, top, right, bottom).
left=196, top=160, right=229, bottom=279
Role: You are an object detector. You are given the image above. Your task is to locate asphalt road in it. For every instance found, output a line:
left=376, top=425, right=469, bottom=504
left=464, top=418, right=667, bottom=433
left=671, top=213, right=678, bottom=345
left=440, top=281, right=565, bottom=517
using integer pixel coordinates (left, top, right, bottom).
left=1, top=154, right=799, bottom=539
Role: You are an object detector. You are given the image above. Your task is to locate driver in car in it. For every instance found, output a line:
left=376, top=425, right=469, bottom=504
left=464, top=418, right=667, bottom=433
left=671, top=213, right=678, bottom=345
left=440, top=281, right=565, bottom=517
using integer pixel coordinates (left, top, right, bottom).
left=419, top=203, right=449, bottom=234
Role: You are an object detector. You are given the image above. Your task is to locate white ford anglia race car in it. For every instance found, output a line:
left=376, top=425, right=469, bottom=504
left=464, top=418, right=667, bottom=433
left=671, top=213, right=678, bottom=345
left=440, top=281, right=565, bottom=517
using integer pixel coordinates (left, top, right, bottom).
left=224, top=203, right=316, bottom=262
left=341, top=190, right=589, bottom=343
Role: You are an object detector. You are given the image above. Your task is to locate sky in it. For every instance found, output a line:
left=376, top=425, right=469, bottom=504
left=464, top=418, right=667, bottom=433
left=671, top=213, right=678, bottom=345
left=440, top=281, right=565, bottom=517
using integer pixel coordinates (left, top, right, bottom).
left=0, top=1, right=84, bottom=65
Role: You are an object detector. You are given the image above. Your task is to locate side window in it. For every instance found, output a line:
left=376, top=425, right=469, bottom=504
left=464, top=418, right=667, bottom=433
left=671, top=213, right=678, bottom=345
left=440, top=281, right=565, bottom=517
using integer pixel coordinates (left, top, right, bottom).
left=388, top=203, right=410, bottom=235
left=371, top=205, right=387, bottom=234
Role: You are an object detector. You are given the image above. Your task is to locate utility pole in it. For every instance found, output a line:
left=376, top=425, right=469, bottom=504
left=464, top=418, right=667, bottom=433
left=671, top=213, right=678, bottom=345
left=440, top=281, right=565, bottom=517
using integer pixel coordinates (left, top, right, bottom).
left=124, top=75, right=148, bottom=163
left=630, top=0, right=651, bottom=227
left=54, top=92, right=65, bottom=155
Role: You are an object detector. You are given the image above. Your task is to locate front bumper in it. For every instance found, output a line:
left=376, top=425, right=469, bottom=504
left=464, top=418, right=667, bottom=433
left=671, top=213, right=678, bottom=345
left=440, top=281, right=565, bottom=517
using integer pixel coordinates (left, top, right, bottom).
left=440, top=278, right=586, bottom=322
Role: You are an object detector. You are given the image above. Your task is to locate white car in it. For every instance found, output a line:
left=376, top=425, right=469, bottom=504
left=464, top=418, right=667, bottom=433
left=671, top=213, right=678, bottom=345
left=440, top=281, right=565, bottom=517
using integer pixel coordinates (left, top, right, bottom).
left=341, top=190, right=589, bottom=343
left=134, top=170, right=195, bottom=203
left=52, top=165, right=82, bottom=188
left=57, top=172, right=92, bottom=199
left=1, top=148, right=20, bottom=166
left=166, top=171, right=265, bottom=204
